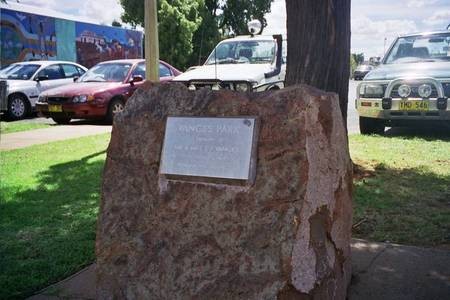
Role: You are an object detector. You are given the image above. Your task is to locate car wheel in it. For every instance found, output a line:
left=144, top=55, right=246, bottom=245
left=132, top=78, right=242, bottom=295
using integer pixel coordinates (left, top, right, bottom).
left=7, top=94, right=29, bottom=120
left=360, top=116, right=385, bottom=135
left=52, top=117, right=71, bottom=125
left=107, top=98, right=125, bottom=123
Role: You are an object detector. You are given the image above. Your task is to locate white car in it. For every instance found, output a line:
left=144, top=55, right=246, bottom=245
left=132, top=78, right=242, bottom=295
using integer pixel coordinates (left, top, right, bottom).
left=356, top=30, right=450, bottom=134
left=0, top=61, right=87, bottom=120
left=174, top=21, right=285, bottom=92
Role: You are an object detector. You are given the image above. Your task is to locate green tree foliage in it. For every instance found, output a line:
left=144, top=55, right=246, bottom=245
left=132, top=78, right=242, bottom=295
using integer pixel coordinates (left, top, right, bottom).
left=120, top=0, right=273, bottom=69
left=350, top=53, right=367, bottom=76
left=350, top=53, right=357, bottom=75
left=221, top=0, right=272, bottom=35
left=189, top=0, right=222, bottom=66
left=189, top=0, right=273, bottom=65
left=121, top=0, right=202, bottom=70
left=352, top=53, right=365, bottom=65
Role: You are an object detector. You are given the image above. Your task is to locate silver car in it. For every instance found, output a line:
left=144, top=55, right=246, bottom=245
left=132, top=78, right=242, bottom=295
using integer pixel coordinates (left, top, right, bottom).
left=356, top=30, right=450, bottom=134
left=0, top=61, right=87, bottom=120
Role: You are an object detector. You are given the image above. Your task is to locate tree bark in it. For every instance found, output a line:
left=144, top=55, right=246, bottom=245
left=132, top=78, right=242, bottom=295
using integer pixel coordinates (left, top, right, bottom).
left=285, top=0, right=351, bottom=127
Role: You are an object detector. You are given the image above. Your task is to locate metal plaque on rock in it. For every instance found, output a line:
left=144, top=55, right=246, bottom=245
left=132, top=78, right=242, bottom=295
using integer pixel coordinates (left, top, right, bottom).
left=159, top=116, right=258, bottom=182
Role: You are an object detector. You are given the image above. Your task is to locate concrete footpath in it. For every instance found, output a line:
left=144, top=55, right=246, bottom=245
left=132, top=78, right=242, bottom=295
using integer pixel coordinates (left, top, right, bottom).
left=28, top=239, right=450, bottom=300
left=0, top=125, right=111, bottom=151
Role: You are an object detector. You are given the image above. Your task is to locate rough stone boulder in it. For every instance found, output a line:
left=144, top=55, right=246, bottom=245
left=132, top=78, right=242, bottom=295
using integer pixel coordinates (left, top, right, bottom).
left=96, top=83, right=353, bottom=299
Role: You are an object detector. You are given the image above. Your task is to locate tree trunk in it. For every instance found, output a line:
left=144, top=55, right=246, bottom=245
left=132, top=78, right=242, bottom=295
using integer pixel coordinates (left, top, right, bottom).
left=285, top=0, right=351, bottom=127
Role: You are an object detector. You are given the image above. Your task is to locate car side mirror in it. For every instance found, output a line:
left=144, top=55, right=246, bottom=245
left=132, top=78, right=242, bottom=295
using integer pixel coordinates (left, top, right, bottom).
left=130, top=75, right=144, bottom=85
left=73, top=76, right=79, bottom=82
left=264, top=34, right=283, bottom=78
left=35, top=75, right=49, bottom=82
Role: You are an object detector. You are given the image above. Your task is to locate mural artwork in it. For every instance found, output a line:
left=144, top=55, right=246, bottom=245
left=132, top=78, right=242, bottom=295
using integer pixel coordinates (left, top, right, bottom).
left=76, top=23, right=142, bottom=68
left=0, top=8, right=143, bottom=68
left=1, top=8, right=57, bottom=66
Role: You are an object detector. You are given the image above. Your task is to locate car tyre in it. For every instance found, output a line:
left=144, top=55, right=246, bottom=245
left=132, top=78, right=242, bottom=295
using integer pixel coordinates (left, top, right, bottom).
left=360, top=116, right=385, bottom=135
left=52, top=117, right=71, bottom=125
left=7, top=94, right=29, bottom=120
left=107, top=98, right=125, bottom=124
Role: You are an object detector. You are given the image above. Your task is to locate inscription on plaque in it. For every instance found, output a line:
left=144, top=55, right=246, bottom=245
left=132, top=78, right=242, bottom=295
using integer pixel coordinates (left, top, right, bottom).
left=159, top=117, right=258, bottom=181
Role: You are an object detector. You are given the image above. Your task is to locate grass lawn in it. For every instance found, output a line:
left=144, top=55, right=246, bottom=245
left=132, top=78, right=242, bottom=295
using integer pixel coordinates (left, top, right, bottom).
left=0, top=134, right=110, bottom=299
left=0, top=121, right=51, bottom=134
left=350, top=133, right=450, bottom=246
left=0, top=131, right=448, bottom=298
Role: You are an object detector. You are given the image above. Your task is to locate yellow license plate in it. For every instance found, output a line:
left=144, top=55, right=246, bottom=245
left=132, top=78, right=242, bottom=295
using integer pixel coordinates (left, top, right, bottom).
left=48, top=104, right=62, bottom=112
left=399, top=100, right=429, bottom=111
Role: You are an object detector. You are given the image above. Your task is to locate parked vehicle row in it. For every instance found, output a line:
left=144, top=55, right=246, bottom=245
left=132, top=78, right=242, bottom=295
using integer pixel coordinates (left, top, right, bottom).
left=0, top=20, right=284, bottom=123
left=36, top=59, right=180, bottom=124
left=0, top=60, right=180, bottom=122
left=2, top=23, right=449, bottom=135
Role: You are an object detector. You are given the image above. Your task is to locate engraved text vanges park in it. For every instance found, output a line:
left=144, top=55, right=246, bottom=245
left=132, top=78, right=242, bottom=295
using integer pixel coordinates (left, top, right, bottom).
left=159, top=116, right=258, bottom=182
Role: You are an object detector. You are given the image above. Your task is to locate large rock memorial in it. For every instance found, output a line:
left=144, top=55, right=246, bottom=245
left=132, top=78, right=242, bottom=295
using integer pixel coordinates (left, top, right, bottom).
left=96, top=83, right=353, bottom=299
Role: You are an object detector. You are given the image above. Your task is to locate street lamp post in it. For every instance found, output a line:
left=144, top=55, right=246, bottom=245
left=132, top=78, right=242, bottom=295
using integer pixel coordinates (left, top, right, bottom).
left=145, top=0, right=159, bottom=82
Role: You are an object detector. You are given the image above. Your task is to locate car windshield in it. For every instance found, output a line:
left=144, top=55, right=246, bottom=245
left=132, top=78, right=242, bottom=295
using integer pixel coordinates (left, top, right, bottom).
left=385, top=32, right=450, bottom=64
left=79, top=63, right=132, bottom=82
left=205, top=40, right=276, bottom=65
left=0, top=64, right=17, bottom=78
left=3, top=64, right=40, bottom=80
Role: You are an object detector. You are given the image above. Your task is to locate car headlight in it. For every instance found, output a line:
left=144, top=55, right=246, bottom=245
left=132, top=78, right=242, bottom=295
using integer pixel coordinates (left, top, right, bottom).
left=360, top=84, right=384, bottom=98
left=38, top=95, right=47, bottom=103
left=418, top=84, right=432, bottom=98
left=397, top=84, right=411, bottom=98
left=235, top=83, right=249, bottom=92
left=72, top=95, right=92, bottom=103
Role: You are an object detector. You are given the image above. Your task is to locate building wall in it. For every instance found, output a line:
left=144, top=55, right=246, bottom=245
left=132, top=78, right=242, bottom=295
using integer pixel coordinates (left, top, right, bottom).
left=1, top=8, right=57, bottom=66
left=55, top=18, right=76, bottom=62
left=0, top=8, right=143, bottom=68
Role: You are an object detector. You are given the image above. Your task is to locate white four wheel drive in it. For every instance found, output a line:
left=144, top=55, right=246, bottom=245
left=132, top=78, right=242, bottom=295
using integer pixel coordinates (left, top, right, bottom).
left=356, top=30, right=450, bottom=134
left=0, top=61, right=87, bottom=120
left=174, top=21, right=285, bottom=92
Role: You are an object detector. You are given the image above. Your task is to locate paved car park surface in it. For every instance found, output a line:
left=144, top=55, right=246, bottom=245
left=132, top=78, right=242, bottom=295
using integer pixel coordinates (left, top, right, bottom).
left=27, top=239, right=450, bottom=300
left=0, top=121, right=111, bottom=150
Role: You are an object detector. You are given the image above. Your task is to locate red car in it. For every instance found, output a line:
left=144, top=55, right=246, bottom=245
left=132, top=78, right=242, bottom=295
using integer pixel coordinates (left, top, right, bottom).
left=36, top=59, right=181, bottom=124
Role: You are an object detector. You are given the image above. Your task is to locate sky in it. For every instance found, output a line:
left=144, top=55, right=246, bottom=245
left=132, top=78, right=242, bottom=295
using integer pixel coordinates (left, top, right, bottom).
left=10, top=0, right=450, bottom=58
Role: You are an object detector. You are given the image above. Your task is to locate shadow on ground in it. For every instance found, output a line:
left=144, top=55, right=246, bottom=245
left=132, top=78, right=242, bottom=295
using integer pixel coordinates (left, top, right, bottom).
left=352, top=161, right=450, bottom=247
left=0, top=151, right=106, bottom=299
left=384, top=124, right=450, bottom=141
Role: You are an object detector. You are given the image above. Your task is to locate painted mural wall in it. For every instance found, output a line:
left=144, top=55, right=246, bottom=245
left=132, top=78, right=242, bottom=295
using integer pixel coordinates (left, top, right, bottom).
left=1, top=8, right=57, bottom=65
left=0, top=8, right=143, bottom=68
left=75, top=22, right=143, bottom=68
